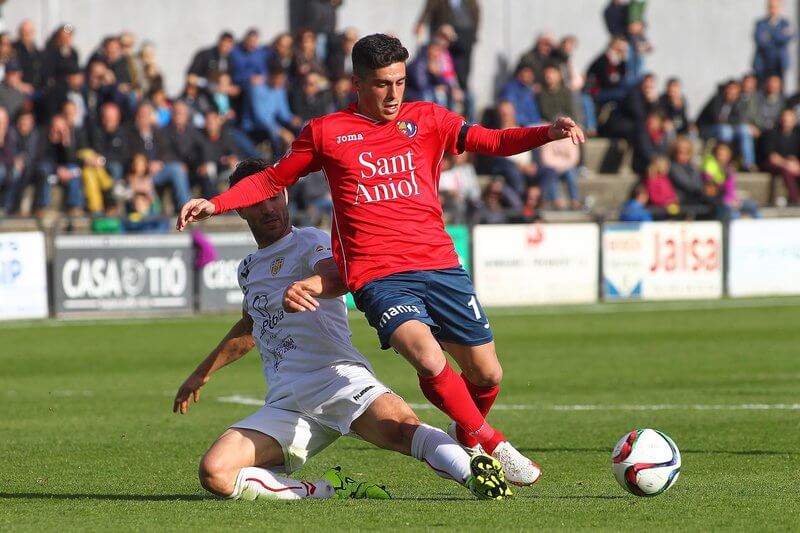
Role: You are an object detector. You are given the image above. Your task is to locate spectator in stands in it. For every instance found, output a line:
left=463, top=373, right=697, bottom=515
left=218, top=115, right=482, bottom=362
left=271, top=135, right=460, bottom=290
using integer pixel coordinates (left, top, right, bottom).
left=414, top=0, right=480, bottom=92
left=267, top=33, right=295, bottom=74
left=702, top=142, right=761, bottom=218
left=537, top=64, right=577, bottom=122
left=758, top=74, right=785, bottom=132
left=0, top=62, right=28, bottom=119
left=0, top=106, right=16, bottom=215
left=619, top=184, right=653, bottom=222
left=517, top=32, right=558, bottom=85
left=90, top=36, right=132, bottom=89
left=645, top=156, right=679, bottom=219
left=536, top=125, right=581, bottom=209
left=290, top=72, right=334, bottom=122
left=119, top=32, right=138, bottom=92
left=292, top=29, right=328, bottom=79
left=739, top=73, right=761, bottom=134
left=210, top=72, right=237, bottom=120
left=439, top=151, right=481, bottom=224
left=520, top=185, right=542, bottom=222
left=83, top=59, right=127, bottom=137
left=164, top=99, right=205, bottom=194
left=198, top=110, right=239, bottom=199
left=180, top=74, right=217, bottom=128
left=42, top=24, right=80, bottom=88
left=753, top=0, right=795, bottom=83
left=326, top=27, right=358, bottom=79
left=0, top=33, right=15, bottom=77
left=668, top=135, right=716, bottom=219
left=659, top=77, right=694, bottom=136
left=41, top=63, right=84, bottom=124
left=760, top=107, right=800, bottom=204
left=123, top=151, right=169, bottom=232
left=555, top=35, right=597, bottom=135
left=61, top=100, right=90, bottom=152
left=603, top=72, right=659, bottom=140
left=331, top=76, right=355, bottom=110
left=632, top=110, right=673, bottom=176
left=124, top=102, right=191, bottom=212
left=484, top=101, right=539, bottom=198
left=244, top=65, right=301, bottom=157
left=289, top=0, right=343, bottom=61
left=13, top=20, right=42, bottom=91
left=187, top=32, right=237, bottom=89
left=130, top=41, right=163, bottom=95
left=626, top=7, right=653, bottom=83
left=77, top=143, right=115, bottom=216
left=585, top=35, right=629, bottom=105
left=497, top=65, right=541, bottom=126
left=148, top=87, right=172, bottom=127
left=230, top=29, right=270, bottom=91
left=4, top=110, right=38, bottom=214
left=406, top=42, right=453, bottom=108
left=91, top=102, right=126, bottom=183
left=604, top=0, right=629, bottom=37
left=476, top=177, right=521, bottom=224
left=36, top=114, right=85, bottom=215
left=697, top=79, right=757, bottom=170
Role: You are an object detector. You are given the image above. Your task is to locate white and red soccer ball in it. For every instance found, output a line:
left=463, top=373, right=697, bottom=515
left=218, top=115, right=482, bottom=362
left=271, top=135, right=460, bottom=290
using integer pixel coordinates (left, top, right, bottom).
left=611, top=428, right=681, bottom=496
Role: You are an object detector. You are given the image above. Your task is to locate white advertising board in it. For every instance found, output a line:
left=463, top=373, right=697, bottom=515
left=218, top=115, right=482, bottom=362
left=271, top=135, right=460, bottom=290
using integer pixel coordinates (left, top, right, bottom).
left=603, top=222, right=723, bottom=300
left=0, top=232, right=48, bottom=319
left=729, top=218, right=800, bottom=297
left=473, top=224, right=599, bottom=306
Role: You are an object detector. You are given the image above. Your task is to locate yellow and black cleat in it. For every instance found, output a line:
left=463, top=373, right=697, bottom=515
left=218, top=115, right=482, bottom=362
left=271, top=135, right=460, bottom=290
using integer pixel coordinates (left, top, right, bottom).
left=465, top=454, right=513, bottom=500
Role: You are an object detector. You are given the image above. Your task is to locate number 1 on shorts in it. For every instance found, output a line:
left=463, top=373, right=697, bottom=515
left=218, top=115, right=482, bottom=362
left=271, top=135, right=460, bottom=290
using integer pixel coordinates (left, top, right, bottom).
left=467, top=295, right=482, bottom=320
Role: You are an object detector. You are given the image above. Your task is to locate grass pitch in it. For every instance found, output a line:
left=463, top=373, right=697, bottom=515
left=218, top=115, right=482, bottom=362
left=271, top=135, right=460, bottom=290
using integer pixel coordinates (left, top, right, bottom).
left=2, top=298, right=799, bottom=531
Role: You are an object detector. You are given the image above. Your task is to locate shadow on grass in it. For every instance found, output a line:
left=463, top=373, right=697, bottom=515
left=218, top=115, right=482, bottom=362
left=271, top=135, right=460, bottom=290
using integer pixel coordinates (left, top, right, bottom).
left=0, top=493, right=206, bottom=502
left=517, top=447, right=796, bottom=456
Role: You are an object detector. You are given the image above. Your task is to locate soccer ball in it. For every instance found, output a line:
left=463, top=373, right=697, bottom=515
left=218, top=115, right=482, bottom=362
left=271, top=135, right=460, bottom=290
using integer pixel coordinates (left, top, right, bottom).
left=611, top=428, right=681, bottom=497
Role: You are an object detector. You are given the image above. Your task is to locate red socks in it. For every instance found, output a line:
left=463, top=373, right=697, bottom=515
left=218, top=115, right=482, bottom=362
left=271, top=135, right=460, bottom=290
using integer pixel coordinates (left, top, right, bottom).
left=457, top=374, right=500, bottom=450
left=418, top=361, right=505, bottom=453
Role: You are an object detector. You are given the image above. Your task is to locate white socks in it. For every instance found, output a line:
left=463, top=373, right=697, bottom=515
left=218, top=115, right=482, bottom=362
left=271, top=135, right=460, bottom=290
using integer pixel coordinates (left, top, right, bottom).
left=229, top=467, right=335, bottom=501
left=410, top=423, right=472, bottom=483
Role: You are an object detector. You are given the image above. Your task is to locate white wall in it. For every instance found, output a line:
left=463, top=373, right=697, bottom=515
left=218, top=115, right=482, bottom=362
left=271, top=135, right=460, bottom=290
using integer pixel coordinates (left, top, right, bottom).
left=4, top=0, right=796, bottom=117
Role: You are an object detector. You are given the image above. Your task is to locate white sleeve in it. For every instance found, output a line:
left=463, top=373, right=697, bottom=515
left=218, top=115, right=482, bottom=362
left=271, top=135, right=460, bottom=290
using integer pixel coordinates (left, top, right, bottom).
left=301, top=228, right=334, bottom=273
left=237, top=256, right=252, bottom=311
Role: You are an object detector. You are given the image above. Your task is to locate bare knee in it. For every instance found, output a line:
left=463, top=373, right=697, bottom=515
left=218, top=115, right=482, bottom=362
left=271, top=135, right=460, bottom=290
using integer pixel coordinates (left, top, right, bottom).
left=198, top=453, right=237, bottom=497
left=464, top=364, right=503, bottom=387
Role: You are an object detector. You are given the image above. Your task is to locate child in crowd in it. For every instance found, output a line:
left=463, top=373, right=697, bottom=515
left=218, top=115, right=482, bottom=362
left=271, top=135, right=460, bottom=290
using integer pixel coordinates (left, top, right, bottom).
left=702, top=142, right=761, bottom=219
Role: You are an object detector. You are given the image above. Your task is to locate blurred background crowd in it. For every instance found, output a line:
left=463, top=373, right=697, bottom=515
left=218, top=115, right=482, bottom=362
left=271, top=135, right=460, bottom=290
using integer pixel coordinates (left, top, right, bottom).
left=0, top=0, right=796, bottom=231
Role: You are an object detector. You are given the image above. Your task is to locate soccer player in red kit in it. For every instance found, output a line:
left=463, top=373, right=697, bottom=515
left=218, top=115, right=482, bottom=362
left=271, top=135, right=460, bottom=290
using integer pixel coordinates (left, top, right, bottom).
left=177, top=34, right=584, bottom=486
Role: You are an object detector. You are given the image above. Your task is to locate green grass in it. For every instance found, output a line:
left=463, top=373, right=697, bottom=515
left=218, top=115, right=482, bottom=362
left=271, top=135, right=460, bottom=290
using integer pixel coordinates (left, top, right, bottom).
left=2, top=298, right=800, bottom=531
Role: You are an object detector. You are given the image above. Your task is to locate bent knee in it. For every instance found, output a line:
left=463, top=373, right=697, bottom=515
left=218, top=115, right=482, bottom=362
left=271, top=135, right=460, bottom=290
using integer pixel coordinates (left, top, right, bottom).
left=198, top=455, right=237, bottom=497
left=465, top=365, right=503, bottom=387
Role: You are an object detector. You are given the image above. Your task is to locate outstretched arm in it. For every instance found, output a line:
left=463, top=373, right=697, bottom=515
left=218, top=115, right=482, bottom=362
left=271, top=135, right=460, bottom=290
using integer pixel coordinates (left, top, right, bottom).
left=176, top=124, right=321, bottom=231
left=172, top=310, right=255, bottom=414
left=464, top=117, right=585, bottom=157
left=283, top=258, right=347, bottom=313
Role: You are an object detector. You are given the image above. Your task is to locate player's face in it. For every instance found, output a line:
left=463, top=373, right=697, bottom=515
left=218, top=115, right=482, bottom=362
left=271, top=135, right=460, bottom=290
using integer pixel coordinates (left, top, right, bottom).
left=238, top=190, right=291, bottom=246
left=353, top=62, right=406, bottom=122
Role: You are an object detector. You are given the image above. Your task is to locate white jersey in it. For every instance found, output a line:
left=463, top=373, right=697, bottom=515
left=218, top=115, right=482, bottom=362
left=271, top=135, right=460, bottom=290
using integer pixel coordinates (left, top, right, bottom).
left=238, top=227, right=373, bottom=402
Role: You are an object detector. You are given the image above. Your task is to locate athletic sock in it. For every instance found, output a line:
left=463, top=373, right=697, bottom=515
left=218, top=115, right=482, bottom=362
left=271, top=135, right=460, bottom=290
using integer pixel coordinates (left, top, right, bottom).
left=229, top=467, right=334, bottom=501
left=410, top=423, right=471, bottom=483
left=456, top=374, right=501, bottom=449
left=417, top=361, right=505, bottom=450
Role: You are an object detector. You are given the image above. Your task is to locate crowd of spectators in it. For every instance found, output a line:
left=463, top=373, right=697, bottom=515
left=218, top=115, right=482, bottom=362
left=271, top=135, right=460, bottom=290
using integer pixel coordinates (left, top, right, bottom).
left=0, top=0, right=796, bottom=230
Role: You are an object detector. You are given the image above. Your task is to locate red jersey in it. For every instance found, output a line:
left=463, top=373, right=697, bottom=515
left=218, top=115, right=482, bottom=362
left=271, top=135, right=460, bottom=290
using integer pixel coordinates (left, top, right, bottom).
left=211, top=101, right=552, bottom=291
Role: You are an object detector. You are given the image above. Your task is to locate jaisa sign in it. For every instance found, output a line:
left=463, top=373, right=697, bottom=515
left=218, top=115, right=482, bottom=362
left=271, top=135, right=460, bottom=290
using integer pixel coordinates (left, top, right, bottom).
left=53, top=234, right=194, bottom=315
left=603, top=222, right=723, bottom=300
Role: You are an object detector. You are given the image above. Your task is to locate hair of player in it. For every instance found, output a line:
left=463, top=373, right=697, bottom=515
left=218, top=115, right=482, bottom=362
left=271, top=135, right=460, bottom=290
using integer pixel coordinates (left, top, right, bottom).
left=229, top=157, right=271, bottom=188
left=351, top=33, right=409, bottom=78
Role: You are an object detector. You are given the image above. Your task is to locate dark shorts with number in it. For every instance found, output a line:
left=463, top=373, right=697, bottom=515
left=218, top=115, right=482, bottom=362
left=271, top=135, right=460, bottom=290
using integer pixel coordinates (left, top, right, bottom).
left=352, top=267, right=494, bottom=350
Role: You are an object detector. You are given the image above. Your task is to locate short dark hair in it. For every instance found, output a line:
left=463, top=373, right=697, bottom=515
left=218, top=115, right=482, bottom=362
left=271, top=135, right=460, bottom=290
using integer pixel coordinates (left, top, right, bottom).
left=219, top=31, right=234, bottom=41
left=229, top=157, right=271, bottom=188
left=351, top=33, right=409, bottom=78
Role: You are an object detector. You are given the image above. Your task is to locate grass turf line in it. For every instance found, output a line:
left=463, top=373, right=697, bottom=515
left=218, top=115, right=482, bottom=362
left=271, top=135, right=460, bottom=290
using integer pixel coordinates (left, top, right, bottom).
left=1, top=301, right=799, bottom=530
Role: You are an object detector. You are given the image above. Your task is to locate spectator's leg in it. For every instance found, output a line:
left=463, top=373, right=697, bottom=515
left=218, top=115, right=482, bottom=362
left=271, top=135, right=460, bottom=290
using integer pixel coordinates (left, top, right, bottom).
left=735, top=124, right=756, bottom=168
left=35, top=162, right=54, bottom=211
left=0, top=165, right=8, bottom=213
left=716, top=124, right=734, bottom=143
left=82, top=166, right=104, bottom=214
left=153, top=162, right=191, bottom=211
left=106, top=161, right=124, bottom=183
left=4, top=166, right=26, bottom=213
left=562, top=169, right=580, bottom=204
left=229, top=127, right=263, bottom=159
left=741, top=199, right=761, bottom=218
left=64, top=165, right=86, bottom=211
left=580, top=93, right=598, bottom=133
left=537, top=166, right=561, bottom=205
left=488, top=158, right=526, bottom=198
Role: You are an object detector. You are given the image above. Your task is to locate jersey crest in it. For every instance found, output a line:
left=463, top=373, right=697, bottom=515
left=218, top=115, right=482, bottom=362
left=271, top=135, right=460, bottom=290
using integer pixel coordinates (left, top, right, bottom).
left=397, top=120, right=418, bottom=139
left=270, top=257, right=284, bottom=276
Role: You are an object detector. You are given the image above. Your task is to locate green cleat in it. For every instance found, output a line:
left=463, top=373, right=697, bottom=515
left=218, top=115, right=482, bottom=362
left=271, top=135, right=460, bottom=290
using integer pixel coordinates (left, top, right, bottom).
left=321, top=466, right=391, bottom=500
left=465, top=453, right=513, bottom=500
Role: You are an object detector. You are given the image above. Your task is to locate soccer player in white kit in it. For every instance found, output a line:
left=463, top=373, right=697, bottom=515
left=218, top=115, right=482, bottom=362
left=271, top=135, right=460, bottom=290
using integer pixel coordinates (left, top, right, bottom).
left=173, top=158, right=511, bottom=501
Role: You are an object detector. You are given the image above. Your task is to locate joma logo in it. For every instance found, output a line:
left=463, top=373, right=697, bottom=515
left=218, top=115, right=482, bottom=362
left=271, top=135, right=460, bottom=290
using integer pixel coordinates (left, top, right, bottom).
left=337, top=133, right=364, bottom=144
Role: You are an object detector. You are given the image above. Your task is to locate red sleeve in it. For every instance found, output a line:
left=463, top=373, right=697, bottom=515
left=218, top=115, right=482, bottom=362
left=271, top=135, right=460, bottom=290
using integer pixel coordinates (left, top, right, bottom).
left=431, top=103, right=468, bottom=154
left=463, top=124, right=552, bottom=156
left=211, top=124, right=321, bottom=214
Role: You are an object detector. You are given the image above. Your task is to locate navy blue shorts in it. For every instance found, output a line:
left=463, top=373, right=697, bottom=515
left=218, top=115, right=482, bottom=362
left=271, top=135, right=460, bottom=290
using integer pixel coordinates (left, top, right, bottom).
left=353, top=267, right=494, bottom=350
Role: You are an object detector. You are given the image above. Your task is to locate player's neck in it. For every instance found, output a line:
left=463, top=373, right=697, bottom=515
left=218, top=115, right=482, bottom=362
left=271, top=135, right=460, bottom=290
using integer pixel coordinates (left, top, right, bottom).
left=254, top=224, right=292, bottom=249
left=355, top=100, right=389, bottom=123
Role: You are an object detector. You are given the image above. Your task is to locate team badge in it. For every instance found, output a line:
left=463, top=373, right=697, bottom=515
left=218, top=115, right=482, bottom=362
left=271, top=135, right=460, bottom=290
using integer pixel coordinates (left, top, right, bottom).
left=397, top=120, right=418, bottom=139
left=270, top=257, right=284, bottom=276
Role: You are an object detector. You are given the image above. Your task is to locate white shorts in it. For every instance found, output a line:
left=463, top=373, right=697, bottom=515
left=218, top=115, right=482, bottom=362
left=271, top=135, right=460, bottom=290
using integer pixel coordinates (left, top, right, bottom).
left=229, top=363, right=391, bottom=473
